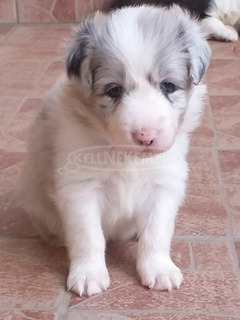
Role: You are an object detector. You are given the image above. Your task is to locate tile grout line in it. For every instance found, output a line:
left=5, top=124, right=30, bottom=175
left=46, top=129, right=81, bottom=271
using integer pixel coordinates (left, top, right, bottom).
left=208, top=91, right=240, bottom=294
left=69, top=284, right=131, bottom=310
left=75, top=0, right=79, bottom=23
left=50, top=0, right=58, bottom=15
left=49, top=0, right=58, bottom=23
left=54, top=288, right=71, bottom=320
left=68, top=309, right=240, bottom=318
left=14, top=0, right=19, bottom=24
left=17, top=309, right=42, bottom=320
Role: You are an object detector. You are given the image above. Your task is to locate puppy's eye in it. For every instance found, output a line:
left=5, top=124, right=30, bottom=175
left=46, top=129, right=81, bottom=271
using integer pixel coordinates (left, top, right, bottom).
left=105, top=84, right=123, bottom=99
left=160, top=81, right=177, bottom=94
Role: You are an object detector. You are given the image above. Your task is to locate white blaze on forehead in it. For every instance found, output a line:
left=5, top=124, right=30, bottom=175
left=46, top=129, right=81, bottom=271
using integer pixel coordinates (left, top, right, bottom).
left=109, top=6, right=156, bottom=76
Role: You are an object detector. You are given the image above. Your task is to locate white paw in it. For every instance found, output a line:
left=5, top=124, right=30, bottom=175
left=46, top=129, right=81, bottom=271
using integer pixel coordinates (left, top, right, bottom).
left=216, top=26, right=238, bottom=42
left=137, top=255, right=183, bottom=291
left=67, top=261, right=110, bottom=296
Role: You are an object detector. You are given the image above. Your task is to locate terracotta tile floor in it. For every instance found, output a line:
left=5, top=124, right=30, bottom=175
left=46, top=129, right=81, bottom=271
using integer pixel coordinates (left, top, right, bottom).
left=0, top=25, right=240, bottom=320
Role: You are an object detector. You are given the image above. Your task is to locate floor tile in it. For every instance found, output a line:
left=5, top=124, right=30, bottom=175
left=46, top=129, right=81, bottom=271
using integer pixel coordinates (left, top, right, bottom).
left=210, top=95, right=240, bottom=148
left=219, top=150, right=240, bottom=211
left=53, top=0, right=76, bottom=22
left=232, top=211, right=240, bottom=237
left=191, top=107, right=214, bottom=147
left=0, top=151, right=24, bottom=171
left=235, top=242, right=240, bottom=267
left=22, top=311, right=55, bottom=320
left=31, top=61, right=64, bottom=97
left=0, top=239, right=68, bottom=269
left=207, top=59, right=240, bottom=95
left=92, top=0, right=113, bottom=12
left=192, top=242, right=233, bottom=271
left=0, top=151, right=36, bottom=237
left=4, top=98, right=42, bottom=147
left=214, top=116, right=240, bottom=148
left=210, top=95, right=240, bottom=117
left=76, top=0, right=93, bottom=21
left=0, top=135, right=27, bottom=152
left=187, top=149, right=219, bottom=190
left=209, top=39, right=240, bottom=59
left=187, top=150, right=219, bottom=188
left=18, top=0, right=76, bottom=23
left=70, top=272, right=240, bottom=313
left=176, top=192, right=228, bottom=237
left=171, top=241, right=191, bottom=270
left=219, top=150, right=240, bottom=174
left=0, top=310, right=55, bottom=320
left=18, top=0, right=56, bottom=23
left=0, top=26, right=72, bottom=60
left=0, top=188, right=37, bottom=237
left=0, top=0, right=16, bottom=23
left=0, top=26, right=14, bottom=43
left=0, top=60, right=48, bottom=97
left=176, top=150, right=228, bottom=236
left=0, top=98, right=26, bottom=151
left=0, top=239, right=66, bottom=308
left=0, top=98, right=23, bottom=133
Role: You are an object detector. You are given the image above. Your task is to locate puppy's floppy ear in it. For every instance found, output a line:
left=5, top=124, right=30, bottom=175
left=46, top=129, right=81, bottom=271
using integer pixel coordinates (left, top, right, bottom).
left=66, top=22, right=92, bottom=79
left=66, top=12, right=105, bottom=90
left=188, top=29, right=211, bottom=85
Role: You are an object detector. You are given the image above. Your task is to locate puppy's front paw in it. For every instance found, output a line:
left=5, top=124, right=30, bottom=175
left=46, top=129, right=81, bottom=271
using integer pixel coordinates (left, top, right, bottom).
left=137, top=254, right=183, bottom=291
left=67, top=261, right=110, bottom=296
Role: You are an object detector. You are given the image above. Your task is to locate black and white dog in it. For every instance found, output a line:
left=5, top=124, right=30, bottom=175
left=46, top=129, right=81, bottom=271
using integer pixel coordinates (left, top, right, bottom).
left=108, top=0, right=240, bottom=41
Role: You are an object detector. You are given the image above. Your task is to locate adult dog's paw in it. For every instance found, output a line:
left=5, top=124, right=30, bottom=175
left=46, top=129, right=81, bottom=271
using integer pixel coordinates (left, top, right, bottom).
left=137, top=254, right=183, bottom=291
left=67, top=261, right=110, bottom=296
left=218, top=25, right=238, bottom=42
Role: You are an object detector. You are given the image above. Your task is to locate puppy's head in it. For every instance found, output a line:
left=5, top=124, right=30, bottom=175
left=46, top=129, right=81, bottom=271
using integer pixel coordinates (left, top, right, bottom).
left=66, top=6, right=210, bottom=154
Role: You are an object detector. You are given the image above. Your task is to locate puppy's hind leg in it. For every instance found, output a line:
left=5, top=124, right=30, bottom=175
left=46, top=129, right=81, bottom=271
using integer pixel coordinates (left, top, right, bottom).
left=56, top=183, right=110, bottom=296
left=201, top=17, right=238, bottom=42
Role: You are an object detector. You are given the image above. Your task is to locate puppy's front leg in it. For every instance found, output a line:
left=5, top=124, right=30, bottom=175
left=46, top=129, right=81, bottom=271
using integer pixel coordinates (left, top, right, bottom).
left=57, top=185, right=109, bottom=296
left=137, top=189, right=184, bottom=291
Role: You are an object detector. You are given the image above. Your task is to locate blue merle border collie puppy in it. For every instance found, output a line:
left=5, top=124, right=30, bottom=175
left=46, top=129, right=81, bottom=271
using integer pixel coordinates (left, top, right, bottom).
left=19, top=5, right=211, bottom=296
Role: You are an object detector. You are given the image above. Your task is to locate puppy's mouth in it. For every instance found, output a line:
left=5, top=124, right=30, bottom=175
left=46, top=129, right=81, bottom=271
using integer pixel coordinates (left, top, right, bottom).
left=134, top=147, right=166, bottom=158
left=112, top=145, right=166, bottom=158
